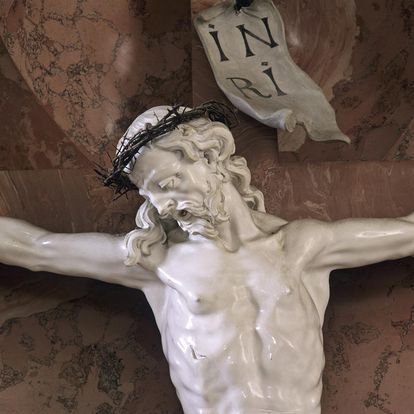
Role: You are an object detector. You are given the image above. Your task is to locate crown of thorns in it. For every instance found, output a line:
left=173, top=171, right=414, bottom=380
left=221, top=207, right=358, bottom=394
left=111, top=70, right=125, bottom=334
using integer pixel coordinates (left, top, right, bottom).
left=96, top=101, right=238, bottom=198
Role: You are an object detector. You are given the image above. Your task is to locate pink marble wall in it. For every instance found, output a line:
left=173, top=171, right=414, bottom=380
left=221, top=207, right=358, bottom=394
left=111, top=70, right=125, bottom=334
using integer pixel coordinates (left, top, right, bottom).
left=0, top=38, right=89, bottom=170
left=0, top=265, right=183, bottom=414
left=323, top=258, right=414, bottom=414
left=192, top=0, right=414, bottom=163
left=0, top=0, right=191, bottom=167
left=0, top=1, right=192, bottom=412
left=0, top=0, right=413, bottom=413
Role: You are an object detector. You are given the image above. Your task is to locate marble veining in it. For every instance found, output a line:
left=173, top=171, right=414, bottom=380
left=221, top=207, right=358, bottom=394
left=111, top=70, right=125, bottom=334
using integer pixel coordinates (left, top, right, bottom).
left=0, top=1, right=413, bottom=413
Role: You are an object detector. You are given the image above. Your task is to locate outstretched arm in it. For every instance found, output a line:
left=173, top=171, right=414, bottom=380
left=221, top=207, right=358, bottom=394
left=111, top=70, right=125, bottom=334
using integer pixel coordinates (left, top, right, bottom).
left=282, top=213, right=414, bottom=271
left=0, top=217, right=158, bottom=290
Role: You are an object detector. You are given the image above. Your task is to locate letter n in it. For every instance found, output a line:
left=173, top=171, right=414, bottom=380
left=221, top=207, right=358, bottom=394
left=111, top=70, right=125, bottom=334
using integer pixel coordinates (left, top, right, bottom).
left=236, top=17, right=279, bottom=57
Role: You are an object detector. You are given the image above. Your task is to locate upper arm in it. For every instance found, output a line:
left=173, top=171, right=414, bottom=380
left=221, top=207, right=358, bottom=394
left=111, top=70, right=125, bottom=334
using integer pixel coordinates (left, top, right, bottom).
left=283, top=215, right=414, bottom=272
left=0, top=217, right=157, bottom=289
left=319, top=215, right=414, bottom=270
left=36, top=232, right=157, bottom=289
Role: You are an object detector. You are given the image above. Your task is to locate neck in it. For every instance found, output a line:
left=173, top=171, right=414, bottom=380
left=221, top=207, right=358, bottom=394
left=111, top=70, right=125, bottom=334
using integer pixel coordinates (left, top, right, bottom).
left=212, top=181, right=266, bottom=251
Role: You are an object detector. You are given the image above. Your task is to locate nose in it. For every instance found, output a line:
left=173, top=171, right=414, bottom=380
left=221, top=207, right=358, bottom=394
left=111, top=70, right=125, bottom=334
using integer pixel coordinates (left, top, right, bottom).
left=154, top=198, right=176, bottom=216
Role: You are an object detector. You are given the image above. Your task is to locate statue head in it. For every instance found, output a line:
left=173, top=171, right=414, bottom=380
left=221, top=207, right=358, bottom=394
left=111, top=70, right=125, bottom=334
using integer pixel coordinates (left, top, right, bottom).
left=112, top=105, right=265, bottom=265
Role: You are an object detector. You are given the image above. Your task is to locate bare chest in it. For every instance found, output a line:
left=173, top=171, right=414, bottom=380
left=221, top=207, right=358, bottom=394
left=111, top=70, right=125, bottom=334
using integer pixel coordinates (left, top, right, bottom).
left=153, top=238, right=325, bottom=413
left=156, top=237, right=296, bottom=317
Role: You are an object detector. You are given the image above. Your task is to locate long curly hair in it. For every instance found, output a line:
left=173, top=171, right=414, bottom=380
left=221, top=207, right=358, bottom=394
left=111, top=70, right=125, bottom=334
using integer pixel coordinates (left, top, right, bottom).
left=124, top=117, right=265, bottom=266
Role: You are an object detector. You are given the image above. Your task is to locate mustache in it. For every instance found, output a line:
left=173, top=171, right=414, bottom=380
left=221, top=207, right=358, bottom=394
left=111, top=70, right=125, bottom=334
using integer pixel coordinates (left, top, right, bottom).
left=176, top=215, right=218, bottom=239
left=159, top=203, right=218, bottom=239
left=157, top=174, right=229, bottom=239
left=159, top=200, right=206, bottom=220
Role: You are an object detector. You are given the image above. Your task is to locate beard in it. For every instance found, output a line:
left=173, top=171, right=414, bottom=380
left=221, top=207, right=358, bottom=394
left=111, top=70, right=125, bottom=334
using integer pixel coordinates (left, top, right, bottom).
left=160, top=174, right=229, bottom=240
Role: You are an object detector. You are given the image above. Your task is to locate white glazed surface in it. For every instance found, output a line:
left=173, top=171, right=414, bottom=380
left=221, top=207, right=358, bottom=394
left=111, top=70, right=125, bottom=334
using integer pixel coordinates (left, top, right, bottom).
left=1, top=109, right=413, bottom=414
left=194, top=0, right=350, bottom=144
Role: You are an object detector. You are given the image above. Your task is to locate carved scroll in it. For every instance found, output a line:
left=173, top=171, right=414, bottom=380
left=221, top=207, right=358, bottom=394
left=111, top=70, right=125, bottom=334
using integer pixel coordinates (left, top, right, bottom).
left=194, top=0, right=350, bottom=144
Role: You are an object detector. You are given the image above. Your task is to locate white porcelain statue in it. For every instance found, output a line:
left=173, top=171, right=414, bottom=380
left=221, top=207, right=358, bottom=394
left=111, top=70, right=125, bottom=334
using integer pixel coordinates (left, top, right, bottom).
left=0, top=106, right=413, bottom=414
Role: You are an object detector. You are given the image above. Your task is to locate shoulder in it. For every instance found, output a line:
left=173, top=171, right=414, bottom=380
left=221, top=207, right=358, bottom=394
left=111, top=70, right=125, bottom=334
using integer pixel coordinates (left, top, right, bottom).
left=251, top=210, right=288, bottom=233
left=279, top=218, right=330, bottom=238
left=251, top=211, right=332, bottom=256
left=277, top=219, right=332, bottom=263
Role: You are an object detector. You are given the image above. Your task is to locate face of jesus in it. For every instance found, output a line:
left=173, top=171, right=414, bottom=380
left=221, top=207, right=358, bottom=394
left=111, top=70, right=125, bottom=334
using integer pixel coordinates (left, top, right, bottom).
left=129, top=145, right=229, bottom=239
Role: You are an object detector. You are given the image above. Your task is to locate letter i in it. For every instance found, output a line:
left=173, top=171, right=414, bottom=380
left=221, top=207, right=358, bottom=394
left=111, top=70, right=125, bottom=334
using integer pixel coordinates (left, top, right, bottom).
left=262, top=67, right=287, bottom=96
left=209, top=27, right=230, bottom=62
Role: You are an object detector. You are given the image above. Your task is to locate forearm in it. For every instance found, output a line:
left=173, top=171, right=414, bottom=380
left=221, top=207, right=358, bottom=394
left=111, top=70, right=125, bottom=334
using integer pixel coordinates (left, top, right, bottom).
left=0, top=217, right=49, bottom=271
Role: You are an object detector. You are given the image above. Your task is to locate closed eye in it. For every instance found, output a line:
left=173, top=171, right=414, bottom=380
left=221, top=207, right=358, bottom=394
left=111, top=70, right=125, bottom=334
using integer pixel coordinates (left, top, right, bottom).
left=158, top=175, right=180, bottom=190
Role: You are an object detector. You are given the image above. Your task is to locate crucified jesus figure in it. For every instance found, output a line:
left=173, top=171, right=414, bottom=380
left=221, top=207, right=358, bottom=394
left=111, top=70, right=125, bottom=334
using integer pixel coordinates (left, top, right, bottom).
left=0, top=104, right=413, bottom=414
